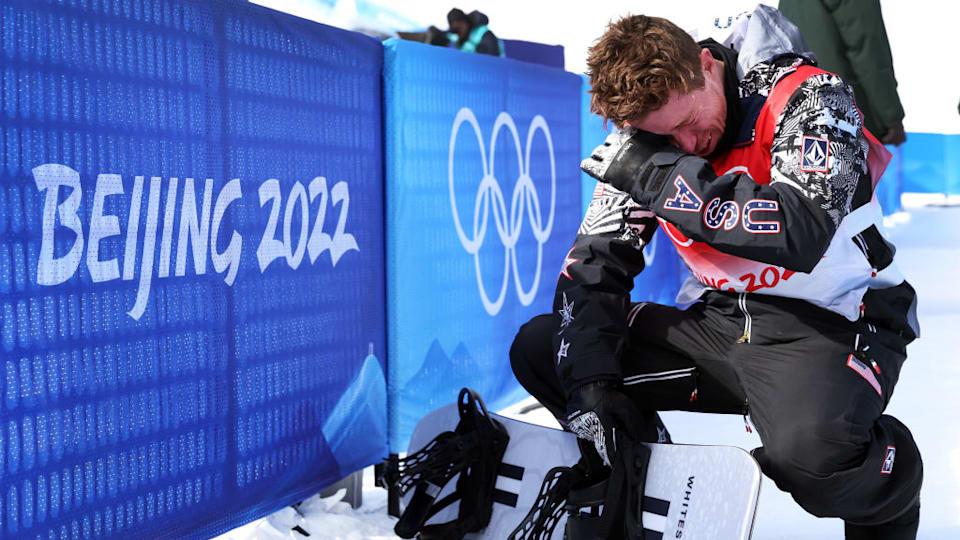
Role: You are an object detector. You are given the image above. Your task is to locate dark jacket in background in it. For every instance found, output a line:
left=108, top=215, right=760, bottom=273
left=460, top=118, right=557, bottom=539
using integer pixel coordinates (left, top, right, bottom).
left=779, top=0, right=904, bottom=137
left=452, top=10, right=500, bottom=56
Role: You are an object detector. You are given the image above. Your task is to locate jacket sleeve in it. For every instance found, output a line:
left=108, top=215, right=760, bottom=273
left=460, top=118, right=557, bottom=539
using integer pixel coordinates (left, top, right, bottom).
left=630, top=72, right=871, bottom=273
left=553, top=184, right=656, bottom=397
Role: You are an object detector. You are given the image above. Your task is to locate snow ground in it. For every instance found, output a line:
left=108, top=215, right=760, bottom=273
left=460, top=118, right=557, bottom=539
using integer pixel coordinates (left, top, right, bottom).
left=217, top=201, right=960, bottom=539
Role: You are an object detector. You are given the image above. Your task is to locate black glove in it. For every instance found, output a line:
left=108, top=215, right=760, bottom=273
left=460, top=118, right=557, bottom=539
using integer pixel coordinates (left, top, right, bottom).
left=580, top=129, right=687, bottom=206
left=564, top=380, right=644, bottom=467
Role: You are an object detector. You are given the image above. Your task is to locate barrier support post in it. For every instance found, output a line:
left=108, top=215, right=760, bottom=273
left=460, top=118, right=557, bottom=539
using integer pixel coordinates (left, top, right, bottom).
left=375, top=453, right=402, bottom=517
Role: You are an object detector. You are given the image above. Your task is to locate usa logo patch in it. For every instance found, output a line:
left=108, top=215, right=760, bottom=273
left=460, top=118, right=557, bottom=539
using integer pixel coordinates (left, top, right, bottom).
left=663, top=175, right=703, bottom=212
left=801, top=135, right=829, bottom=172
left=881, top=445, right=896, bottom=475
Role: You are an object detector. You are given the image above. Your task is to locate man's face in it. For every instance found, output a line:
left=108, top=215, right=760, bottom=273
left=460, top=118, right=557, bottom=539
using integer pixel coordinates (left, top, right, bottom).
left=626, top=49, right=727, bottom=157
left=450, top=20, right=469, bottom=40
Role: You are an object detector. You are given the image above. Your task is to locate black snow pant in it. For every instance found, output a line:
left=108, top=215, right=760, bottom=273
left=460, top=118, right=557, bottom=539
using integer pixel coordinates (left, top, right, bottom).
left=510, top=290, right=922, bottom=526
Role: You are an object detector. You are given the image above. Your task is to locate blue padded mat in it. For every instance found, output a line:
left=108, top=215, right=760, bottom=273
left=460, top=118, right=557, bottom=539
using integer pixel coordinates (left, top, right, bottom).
left=383, top=39, right=582, bottom=452
left=0, top=1, right=385, bottom=538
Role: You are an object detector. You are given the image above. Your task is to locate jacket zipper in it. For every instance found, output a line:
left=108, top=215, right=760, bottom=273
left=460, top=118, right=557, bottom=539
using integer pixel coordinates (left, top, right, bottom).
left=736, top=293, right=752, bottom=344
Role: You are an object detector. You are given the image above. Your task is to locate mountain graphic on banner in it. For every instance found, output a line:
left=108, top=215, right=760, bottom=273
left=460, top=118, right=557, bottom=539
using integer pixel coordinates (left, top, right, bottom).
left=402, top=339, right=492, bottom=409
left=322, top=348, right=388, bottom=474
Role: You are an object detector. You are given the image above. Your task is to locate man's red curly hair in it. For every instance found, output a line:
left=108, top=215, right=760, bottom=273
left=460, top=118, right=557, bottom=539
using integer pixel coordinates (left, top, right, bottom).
left=587, top=15, right=705, bottom=128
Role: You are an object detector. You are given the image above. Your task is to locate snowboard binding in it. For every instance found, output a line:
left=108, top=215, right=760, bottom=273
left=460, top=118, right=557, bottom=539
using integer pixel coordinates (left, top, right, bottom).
left=506, top=464, right=585, bottom=539
left=568, top=439, right=653, bottom=540
left=508, top=436, right=653, bottom=540
left=393, top=388, right=510, bottom=539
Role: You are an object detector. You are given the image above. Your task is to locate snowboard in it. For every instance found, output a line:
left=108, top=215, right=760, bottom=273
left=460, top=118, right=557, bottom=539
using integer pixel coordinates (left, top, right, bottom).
left=403, top=402, right=763, bottom=539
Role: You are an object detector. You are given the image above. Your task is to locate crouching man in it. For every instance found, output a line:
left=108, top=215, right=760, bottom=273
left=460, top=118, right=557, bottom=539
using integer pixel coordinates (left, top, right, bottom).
left=510, top=7, right=921, bottom=539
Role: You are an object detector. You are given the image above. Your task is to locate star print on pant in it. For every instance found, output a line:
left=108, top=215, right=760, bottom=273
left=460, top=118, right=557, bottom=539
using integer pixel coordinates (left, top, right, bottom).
left=558, top=292, right=575, bottom=334
left=557, top=338, right=570, bottom=365
left=560, top=246, right=579, bottom=280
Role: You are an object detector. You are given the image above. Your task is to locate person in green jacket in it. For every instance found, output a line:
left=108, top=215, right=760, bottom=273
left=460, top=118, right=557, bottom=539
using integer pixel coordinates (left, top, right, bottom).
left=780, top=0, right=907, bottom=145
left=421, top=8, right=503, bottom=57
left=444, top=8, right=502, bottom=56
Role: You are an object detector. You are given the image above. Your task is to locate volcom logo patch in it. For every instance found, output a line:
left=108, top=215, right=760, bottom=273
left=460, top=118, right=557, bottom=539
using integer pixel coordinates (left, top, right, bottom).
left=800, top=135, right=829, bottom=172
left=881, top=446, right=896, bottom=475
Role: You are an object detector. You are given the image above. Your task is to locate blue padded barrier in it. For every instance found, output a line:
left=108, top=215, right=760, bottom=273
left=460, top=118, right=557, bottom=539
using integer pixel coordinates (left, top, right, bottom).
left=877, top=145, right=903, bottom=215
left=383, top=39, right=582, bottom=453
left=899, top=132, right=960, bottom=195
left=579, top=76, right=612, bottom=219
left=501, top=39, right=565, bottom=69
left=0, top=1, right=385, bottom=538
left=579, top=76, right=689, bottom=307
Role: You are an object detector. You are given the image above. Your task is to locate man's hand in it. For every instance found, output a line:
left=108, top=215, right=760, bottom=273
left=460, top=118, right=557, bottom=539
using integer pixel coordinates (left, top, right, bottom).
left=881, top=122, right=906, bottom=146
left=564, top=380, right=643, bottom=467
left=580, top=130, right=685, bottom=206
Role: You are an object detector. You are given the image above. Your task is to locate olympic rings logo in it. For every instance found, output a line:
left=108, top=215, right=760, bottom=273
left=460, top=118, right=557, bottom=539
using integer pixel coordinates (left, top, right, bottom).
left=449, top=107, right=556, bottom=316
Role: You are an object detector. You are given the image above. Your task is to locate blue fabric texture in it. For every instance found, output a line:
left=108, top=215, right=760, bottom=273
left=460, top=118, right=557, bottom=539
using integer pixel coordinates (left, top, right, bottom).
left=0, top=1, right=386, bottom=537
left=383, top=39, right=582, bottom=452
left=877, top=146, right=903, bottom=215
left=897, top=133, right=960, bottom=196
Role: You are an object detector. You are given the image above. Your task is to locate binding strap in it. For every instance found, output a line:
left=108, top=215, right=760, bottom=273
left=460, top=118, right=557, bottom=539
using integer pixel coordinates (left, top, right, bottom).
left=394, top=388, right=510, bottom=539
left=508, top=465, right=586, bottom=540
left=561, top=438, right=653, bottom=540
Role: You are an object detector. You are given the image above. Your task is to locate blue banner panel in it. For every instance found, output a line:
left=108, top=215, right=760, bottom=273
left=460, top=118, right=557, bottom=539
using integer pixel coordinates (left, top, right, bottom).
left=579, top=77, right=689, bottom=306
left=580, top=75, right=612, bottom=218
left=501, top=39, right=565, bottom=69
left=877, top=145, right=903, bottom=215
left=384, top=39, right=581, bottom=452
left=899, top=132, right=960, bottom=195
left=0, top=1, right=385, bottom=538
left=219, top=0, right=387, bottom=532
